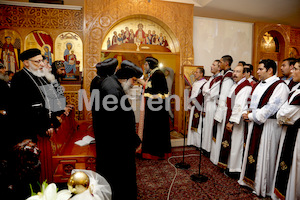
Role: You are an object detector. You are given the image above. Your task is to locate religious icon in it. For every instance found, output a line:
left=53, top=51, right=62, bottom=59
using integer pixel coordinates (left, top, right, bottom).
left=0, top=33, right=21, bottom=72
left=43, top=45, right=53, bottom=65
left=103, top=19, right=173, bottom=52
left=55, top=32, right=83, bottom=82
left=135, top=23, right=146, bottom=44
left=64, top=43, right=77, bottom=79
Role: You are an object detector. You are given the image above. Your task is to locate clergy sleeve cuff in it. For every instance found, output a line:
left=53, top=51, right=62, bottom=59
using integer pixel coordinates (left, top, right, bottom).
left=248, top=113, right=254, bottom=122
left=229, top=116, right=240, bottom=124
left=251, top=111, right=263, bottom=125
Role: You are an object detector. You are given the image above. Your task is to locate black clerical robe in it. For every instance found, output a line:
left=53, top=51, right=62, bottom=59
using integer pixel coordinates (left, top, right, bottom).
left=9, top=68, right=51, bottom=143
left=95, top=75, right=140, bottom=200
left=8, top=68, right=53, bottom=199
left=141, top=68, right=172, bottom=159
left=90, top=75, right=106, bottom=136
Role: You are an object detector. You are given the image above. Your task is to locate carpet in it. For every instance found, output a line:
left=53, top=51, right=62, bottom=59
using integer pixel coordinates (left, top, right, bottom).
left=136, top=147, right=265, bottom=200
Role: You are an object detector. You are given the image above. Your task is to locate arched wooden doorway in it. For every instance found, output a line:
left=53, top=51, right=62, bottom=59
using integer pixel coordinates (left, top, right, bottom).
left=83, top=0, right=194, bottom=134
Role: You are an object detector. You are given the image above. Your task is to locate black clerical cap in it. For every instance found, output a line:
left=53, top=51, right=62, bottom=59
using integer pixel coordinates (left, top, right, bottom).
left=116, top=60, right=143, bottom=79
left=20, top=48, right=41, bottom=61
left=96, top=58, right=118, bottom=77
left=145, top=57, right=158, bottom=69
left=52, top=61, right=65, bottom=69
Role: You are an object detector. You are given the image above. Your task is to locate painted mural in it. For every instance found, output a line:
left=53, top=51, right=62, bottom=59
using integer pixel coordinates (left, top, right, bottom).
left=0, top=29, right=21, bottom=72
left=102, top=18, right=176, bottom=53
left=55, top=32, right=83, bottom=80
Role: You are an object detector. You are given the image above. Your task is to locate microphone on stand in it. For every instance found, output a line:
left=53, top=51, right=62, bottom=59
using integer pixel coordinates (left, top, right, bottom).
left=190, top=91, right=208, bottom=183
left=175, top=108, right=190, bottom=169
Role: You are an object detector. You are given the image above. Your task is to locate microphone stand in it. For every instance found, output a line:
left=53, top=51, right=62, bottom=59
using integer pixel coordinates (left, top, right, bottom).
left=175, top=107, right=190, bottom=169
left=191, top=96, right=208, bottom=183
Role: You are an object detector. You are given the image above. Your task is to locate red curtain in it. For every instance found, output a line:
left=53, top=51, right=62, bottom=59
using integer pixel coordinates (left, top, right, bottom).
left=32, top=31, right=54, bottom=53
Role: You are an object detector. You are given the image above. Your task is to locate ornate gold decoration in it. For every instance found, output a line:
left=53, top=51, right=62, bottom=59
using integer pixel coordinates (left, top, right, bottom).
left=0, top=5, right=83, bottom=30
left=100, top=16, right=111, bottom=27
left=280, top=161, right=288, bottom=171
left=194, top=113, right=199, bottom=118
left=146, top=81, right=152, bottom=89
left=222, top=140, right=229, bottom=148
left=64, top=87, right=84, bottom=120
left=248, top=155, right=255, bottom=164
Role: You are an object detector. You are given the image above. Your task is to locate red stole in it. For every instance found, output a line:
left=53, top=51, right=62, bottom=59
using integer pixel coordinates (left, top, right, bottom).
left=191, top=83, right=206, bottom=130
left=274, top=119, right=300, bottom=200
left=243, top=80, right=284, bottom=187
left=209, top=75, right=222, bottom=88
left=218, top=80, right=251, bottom=169
left=212, top=71, right=233, bottom=142
left=288, top=79, right=298, bottom=90
left=243, top=82, right=259, bottom=146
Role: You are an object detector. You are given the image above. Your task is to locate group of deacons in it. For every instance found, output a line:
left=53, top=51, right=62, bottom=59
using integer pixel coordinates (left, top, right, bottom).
left=187, top=55, right=300, bottom=200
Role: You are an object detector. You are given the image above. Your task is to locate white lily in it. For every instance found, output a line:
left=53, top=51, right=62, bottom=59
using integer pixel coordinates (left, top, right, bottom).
left=26, top=183, right=72, bottom=200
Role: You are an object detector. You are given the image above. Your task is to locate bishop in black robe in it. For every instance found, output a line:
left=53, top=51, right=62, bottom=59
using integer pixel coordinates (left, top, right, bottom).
left=95, top=60, right=142, bottom=200
left=139, top=57, right=172, bottom=160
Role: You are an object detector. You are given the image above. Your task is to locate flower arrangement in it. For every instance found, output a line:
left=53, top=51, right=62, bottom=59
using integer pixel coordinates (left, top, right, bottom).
left=27, top=181, right=72, bottom=200
left=26, top=170, right=112, bottom=200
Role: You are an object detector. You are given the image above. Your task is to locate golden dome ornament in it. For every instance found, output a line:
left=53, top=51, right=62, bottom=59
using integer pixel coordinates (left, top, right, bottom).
left=67, top=171, right=90, bottom=194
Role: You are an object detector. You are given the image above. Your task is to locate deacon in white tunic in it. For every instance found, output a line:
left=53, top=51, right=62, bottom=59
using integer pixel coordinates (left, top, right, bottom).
left=187, top=67, right=207, bottom=147
left=201, top=60, right=222, bottom=153
left=271, top=60, right=300, bottom=200
left=238, top=59, right=289, bottom=197
left=218, top=66, right=252, bottom=173
left=210, top=55, right=234, bottom=165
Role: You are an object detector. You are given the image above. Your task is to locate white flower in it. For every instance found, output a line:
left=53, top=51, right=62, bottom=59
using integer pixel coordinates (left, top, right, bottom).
left=26, top=183, right=72, bottom=200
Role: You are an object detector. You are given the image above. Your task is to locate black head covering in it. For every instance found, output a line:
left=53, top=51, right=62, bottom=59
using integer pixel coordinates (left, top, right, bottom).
left=116, top=60, right=143, bottom=79
left=20, top=48, right=41, bottom=61
left=96, top=58, right=118, bottom=77
left=145, top=57, right=158, bottom=70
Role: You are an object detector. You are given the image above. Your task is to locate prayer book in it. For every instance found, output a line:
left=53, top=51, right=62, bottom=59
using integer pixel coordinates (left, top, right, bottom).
left=75, top=135, right=96, bottom=146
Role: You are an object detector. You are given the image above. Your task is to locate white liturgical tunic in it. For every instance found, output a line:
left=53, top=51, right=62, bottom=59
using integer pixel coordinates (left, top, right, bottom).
left=239, top=75, right=289, bottom=197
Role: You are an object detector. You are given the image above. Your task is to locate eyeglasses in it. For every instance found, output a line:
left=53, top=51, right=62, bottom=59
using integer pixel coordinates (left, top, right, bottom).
left=29, top=59, right=43, bottom=64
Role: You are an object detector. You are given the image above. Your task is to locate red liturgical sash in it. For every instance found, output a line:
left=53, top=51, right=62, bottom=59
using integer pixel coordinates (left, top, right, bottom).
left=274, top=121, right=299, bottom=200
left=209, top=75, right=222, bottom=88
left=274, top=91, right=300, bottom=200
left=218, top=80, right=251, bottom=169
left=243, top=80, right=284, bottom=187
left=212, top=71, right=233, bottom=141
left=191, top=83, right=206, bottom=130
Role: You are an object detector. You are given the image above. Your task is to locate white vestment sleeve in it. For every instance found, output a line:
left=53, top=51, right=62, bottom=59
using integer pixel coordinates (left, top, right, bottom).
left=229, top=86, right=252, bottom=124
left=214, top=77, right=234, bottom=122
left=252, top=83, right=289, bottom=125
left=277, top=90, right=300, bottom=125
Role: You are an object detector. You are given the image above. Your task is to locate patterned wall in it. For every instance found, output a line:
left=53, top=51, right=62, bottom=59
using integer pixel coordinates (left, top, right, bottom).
left=0, top=5, right=83, bottom=30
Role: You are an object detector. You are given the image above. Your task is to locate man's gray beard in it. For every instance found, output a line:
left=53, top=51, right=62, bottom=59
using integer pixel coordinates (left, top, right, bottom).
left=28, top=64, right=45, bottom=77
left=42, top=67, right=56, bottom=82
left=121, top=79, right=133, bottom=94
